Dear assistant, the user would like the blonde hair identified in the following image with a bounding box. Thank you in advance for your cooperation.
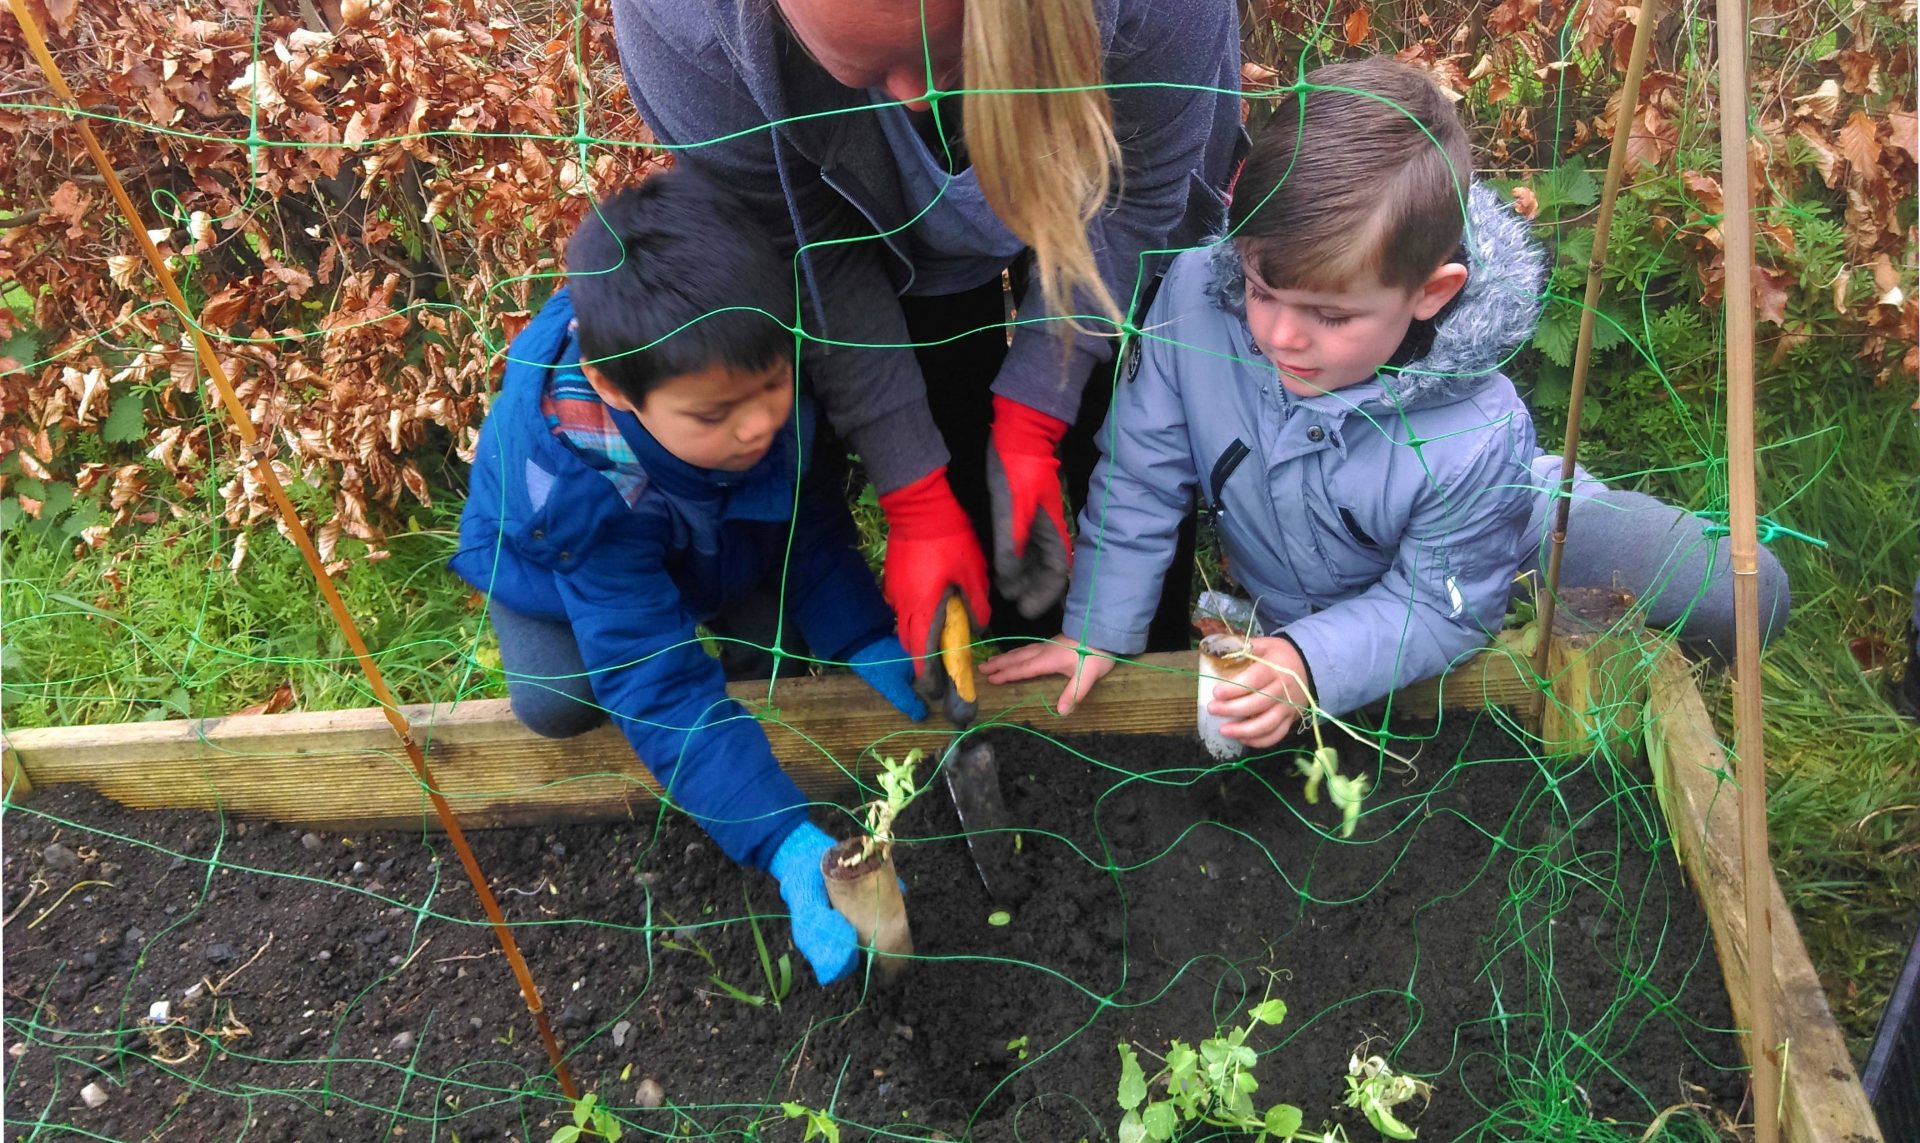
[963,0,1123,334]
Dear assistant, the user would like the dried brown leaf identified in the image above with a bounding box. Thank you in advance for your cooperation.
[1345,6,1371,45]
[1681,171,1723,214]
[1886,109,1917,163]
[1792,79,1843,125]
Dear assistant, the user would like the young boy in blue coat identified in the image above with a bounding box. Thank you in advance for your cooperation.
[451,171,924,985]
[984,59,1542,744]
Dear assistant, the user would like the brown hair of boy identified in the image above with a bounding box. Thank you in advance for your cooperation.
[1229,58,1472,293]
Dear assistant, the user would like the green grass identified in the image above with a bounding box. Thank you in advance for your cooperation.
[1703,382,1920,1056]
[0,504,503,730]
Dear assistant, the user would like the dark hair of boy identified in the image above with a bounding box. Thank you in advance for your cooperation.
[1229,58,1473,294]
[564,168,798,406]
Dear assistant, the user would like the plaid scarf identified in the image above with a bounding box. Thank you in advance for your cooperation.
[541,363,648,507]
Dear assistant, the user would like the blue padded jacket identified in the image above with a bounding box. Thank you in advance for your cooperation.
[451,290,893,869]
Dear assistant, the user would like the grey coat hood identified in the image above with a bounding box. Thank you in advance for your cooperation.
[1202,181,1547,412]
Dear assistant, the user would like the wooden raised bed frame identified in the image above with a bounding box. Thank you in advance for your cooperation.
[0,640,1882,1142]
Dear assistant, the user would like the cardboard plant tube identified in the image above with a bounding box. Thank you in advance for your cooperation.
[822,838,913,977]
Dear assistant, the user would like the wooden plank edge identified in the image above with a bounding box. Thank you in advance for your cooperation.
[1646,651,1882,1143]
[5,646,1532,830]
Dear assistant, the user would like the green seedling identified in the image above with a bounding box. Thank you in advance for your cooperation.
[550,1091,623,1142]
[780,1101,841,1143]
[744,888,794,1010]
[659,910,768,1008]
[1294,745,1369,839]
[655,911,717,969]
[1200,635,1372,837]
[1115,996,1349,1143]
[702,976,768,1008]
[1007,1035,1030,1060]
[846,749,923,867]
[1343,1054,1432,1140]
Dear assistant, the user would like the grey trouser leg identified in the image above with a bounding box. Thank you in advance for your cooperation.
[1522,458,1792,660]
[488,603,606,739]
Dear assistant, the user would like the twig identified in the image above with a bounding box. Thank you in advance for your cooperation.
[205,933,274,996]
[785,1030,812,1095]
[2,879,45,927]
[1852,804,1919,832]
[25,880,113,930]
[390,936,434,976]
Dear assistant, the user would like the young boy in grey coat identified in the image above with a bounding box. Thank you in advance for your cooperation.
[987,57,1795,744]
[984,59,1543,746]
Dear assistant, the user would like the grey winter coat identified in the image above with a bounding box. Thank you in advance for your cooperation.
[1062,184,1547,717]
[610,0,1244,493]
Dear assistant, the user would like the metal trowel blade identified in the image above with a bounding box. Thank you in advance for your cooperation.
[941,740,1030,907]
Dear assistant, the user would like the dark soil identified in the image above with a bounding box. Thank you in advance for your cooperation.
[2,711,1749,1141]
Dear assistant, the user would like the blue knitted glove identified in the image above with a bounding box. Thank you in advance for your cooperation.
[847,634,928,721]
[768,822,858,986]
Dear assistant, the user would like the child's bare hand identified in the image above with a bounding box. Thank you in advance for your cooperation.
[1208,635,1313,749]
[979,634,1116,716]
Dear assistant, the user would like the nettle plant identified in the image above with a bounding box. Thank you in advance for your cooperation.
[1115,1000,1434,1143]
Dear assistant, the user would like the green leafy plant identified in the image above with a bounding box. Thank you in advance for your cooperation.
[550,1091,623,1142]
[845,748,923,868]
[1294,744,1369,839]
[1343,1054,1433,1141]
[1115,997,1342,1143]
[780,1101,841,1143]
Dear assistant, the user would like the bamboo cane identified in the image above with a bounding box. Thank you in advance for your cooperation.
[1531,0,1662,688]
[5,2,580,1102]
[1711,0,1781,1136]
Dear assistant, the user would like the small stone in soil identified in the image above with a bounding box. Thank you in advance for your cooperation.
[315,950,331,962]
[352,862,370,875]
[388,1032,415,1053]
[469,1017,483,1030]
[612,1020,633,1048]
[125,927,145,945]
[80,1082,109,1108]
[636,1078,665,1109]
[41,844,79,870]
[206,943,235,964]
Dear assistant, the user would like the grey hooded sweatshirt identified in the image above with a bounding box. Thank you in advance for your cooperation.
[611,0,1244,493]
[1063,184,1547,717]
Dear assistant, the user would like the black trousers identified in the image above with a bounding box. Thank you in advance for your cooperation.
[898,275,1196,650]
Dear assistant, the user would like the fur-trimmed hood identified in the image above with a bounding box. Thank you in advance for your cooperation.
[1202,181,1546,412]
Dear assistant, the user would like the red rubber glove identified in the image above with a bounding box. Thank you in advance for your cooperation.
[986,394,1073,619]
[877,467,990,679]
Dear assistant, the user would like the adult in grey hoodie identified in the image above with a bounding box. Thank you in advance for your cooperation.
[611,0,1244,661]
